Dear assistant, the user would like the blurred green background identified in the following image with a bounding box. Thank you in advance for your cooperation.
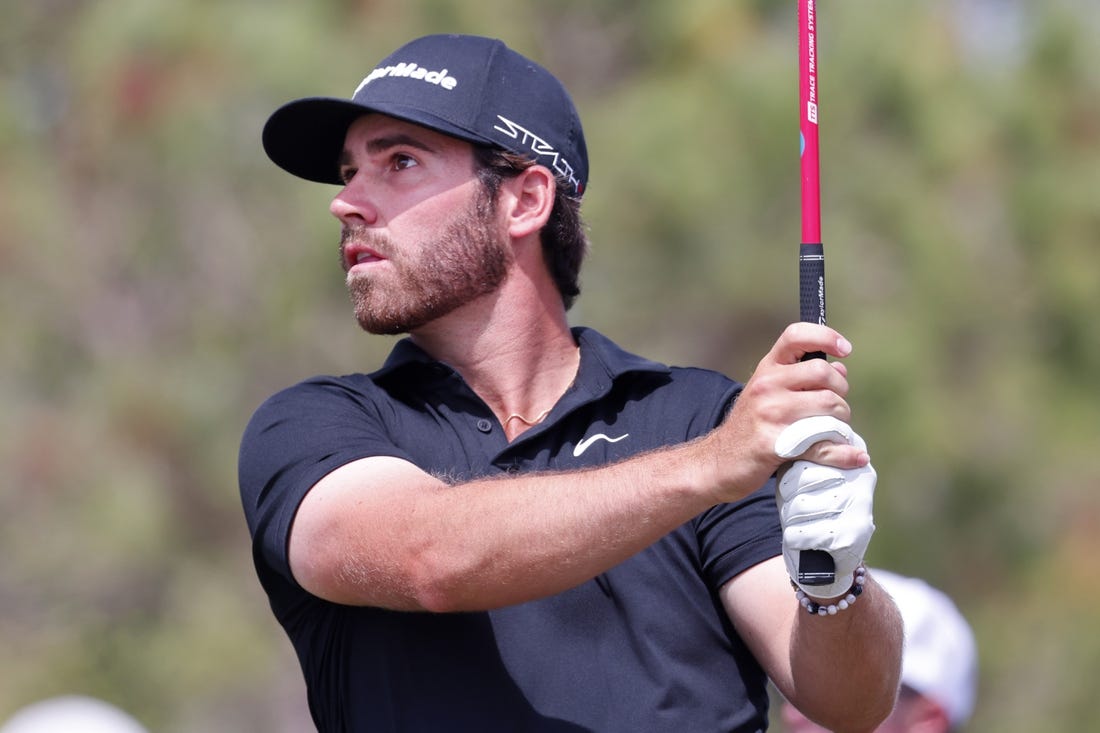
[2,0,1098,730]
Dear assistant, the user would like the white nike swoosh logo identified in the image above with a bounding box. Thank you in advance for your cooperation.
[572,432,630,458]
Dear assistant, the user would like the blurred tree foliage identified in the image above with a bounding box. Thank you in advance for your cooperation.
[1,0,1098,731]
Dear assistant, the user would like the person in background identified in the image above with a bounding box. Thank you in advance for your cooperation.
[240,33,903,731]
[781,569,978,732]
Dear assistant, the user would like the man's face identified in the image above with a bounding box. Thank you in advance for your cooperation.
[332,114,513,335]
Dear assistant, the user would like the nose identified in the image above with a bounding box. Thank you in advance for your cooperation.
[330,178,379,226]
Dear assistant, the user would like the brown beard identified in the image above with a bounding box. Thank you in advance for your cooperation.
[341,186,513,335]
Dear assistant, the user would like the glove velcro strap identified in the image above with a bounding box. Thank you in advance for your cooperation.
[792,564,866,616]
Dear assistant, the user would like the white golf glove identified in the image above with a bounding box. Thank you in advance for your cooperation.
[775,416,877,599]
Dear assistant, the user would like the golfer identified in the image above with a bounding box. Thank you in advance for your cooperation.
[240,33,902,732]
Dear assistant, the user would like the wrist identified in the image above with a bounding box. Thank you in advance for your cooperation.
[699,427,774,506]
[793,564,866,616]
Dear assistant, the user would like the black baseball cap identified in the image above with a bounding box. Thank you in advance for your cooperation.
[262,34,588,196]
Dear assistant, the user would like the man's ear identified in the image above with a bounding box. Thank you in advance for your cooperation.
[501,165,555,239]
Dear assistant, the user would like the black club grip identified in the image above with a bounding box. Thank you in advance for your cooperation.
[796,242,835,586]
[799,242,827,360]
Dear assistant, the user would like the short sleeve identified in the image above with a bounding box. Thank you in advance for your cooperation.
[238,376,413,584]
[695,479,783,590]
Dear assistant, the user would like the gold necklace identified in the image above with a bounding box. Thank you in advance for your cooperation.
[502,406,553,427]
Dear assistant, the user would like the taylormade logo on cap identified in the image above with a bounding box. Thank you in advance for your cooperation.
[355,62,458,94]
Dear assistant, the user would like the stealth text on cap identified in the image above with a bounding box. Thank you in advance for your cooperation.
[494,115,582,194]
[355,63,458,96]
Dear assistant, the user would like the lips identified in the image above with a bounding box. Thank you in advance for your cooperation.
[342,242,386,272]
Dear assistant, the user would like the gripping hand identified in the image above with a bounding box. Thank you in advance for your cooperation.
[775,416,877,599]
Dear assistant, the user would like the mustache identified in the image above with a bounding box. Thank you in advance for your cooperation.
[340,224,388,249]
[339,225,391,271]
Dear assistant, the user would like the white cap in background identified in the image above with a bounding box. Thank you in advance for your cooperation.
[873,568,979,728]
[0,696,148,733]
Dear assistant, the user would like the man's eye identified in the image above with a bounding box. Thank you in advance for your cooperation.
[392,154,418,171]
[339,167,357,184]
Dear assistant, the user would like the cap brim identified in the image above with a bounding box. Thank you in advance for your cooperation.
[262,98,365,184]
[263,97,497,185]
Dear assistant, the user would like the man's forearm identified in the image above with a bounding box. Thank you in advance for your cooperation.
[394,443,717,611]
[290,430,749,612]
[787,574,904,732]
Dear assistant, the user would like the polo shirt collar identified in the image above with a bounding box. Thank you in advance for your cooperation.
[572,326,669,381]
[373,338,440,379]
[371,327,669,387]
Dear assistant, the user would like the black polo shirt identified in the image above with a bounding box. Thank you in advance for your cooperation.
[240,327,782,732]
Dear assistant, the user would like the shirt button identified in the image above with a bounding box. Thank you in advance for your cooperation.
[476,418,493,433]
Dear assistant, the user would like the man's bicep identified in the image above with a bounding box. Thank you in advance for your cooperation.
[288,455,445,608]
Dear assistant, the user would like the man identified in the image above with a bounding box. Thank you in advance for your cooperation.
[780,569,978,732]
[240,34,902,732]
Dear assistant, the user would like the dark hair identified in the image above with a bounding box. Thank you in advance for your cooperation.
[472,146,589,310]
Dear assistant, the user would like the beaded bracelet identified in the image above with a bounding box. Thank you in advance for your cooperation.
[792,564,866,616]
